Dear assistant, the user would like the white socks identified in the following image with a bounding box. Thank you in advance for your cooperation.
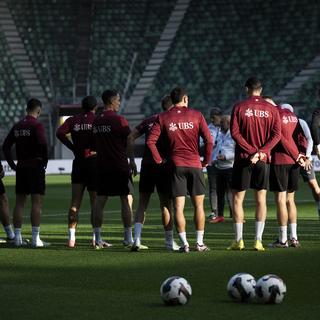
[14,228,22,242]
[196,230,204,245]
[165,230,173,244]
[68,228,76,241]
[289,223,298,240]
[134,223,143,245]
[93,227,101,243]
[234,223,243,242]
[177,231,205,246]
[32,226,40,244]
[4,225,14,239]
[124,227,133,244]
[178,232,188,246]
[255,221,265,241]
[279,226,287,243]
[279,224,297,242]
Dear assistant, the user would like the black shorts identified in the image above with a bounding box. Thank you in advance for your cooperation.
[172,166,205,197]
[97,170,134,196]
[139,163,172,195]
[71,157,97,191]
[269,164,300,192]
[0,179,5,195]
[16,166,45,195]
[231,161,269,191]
[300,165,316,182]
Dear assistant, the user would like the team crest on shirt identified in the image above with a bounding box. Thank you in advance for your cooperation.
[245,108,253,117]
[169,122,178,131]
[74,124,81,132]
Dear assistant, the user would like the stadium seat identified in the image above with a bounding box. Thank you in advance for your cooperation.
[143,0,320,116]
[0,31,28,129]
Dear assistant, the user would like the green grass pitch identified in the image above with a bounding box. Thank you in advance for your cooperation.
[0,174,320,320]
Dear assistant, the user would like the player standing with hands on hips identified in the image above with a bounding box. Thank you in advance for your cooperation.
[147,87,213,252]
[56,96,98,248]
[3,98,49,247]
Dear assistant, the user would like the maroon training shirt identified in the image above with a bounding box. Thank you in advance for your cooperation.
[271,108,303,165]
[147,106,213,168]
[2,115,48,169]
[231,96,281,163]
[93,110,130,172]
[136,114,169,165]
[56,112,96,159]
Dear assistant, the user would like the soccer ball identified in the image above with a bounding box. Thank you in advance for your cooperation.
[160,276,192,305]
[255,274,286,304]
[227,273,256,303]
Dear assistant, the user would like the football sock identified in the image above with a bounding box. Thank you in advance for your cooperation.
[178,232,188,246]
[14,228,22,242]
[4,225,14,239]
[255,221,265,241]
[279,226,287,243]
[289,223,298,240]
[68,228,76,241]
[94,227,102,243]
[196,230,204,246]
[124,227,133,244]
[165,230,174,244]
[234,223,243,242]
[32,226,40,243]
[134,223,142,246]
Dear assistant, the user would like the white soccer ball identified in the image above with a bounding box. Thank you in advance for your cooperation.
[227,273,256,303]
[160,276,192,305]
[255,274,286,304]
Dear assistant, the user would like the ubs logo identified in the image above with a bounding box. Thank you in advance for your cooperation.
[245,108,270,118]
[93,125,111,133]
[169,123,178,132]
[14,129,30,137]
[282,115,298,124]
[74,124,92,132]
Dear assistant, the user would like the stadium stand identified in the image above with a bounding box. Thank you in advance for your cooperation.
[288,72,320,119]
[0,30,28,128]
[142,0,320,117]
[89,0,175,100]
[8,0,77,102]
[0,0,319,147]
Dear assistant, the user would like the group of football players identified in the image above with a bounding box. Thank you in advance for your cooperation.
[1,79,319,252]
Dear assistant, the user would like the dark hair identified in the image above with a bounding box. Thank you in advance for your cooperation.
[27,98,42,111]
[82,95,97,112]
[210,107,222,117]
[101,89,119,105]
[170,87,187,104]
[161,95,172,111]
[245,77,262,91]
